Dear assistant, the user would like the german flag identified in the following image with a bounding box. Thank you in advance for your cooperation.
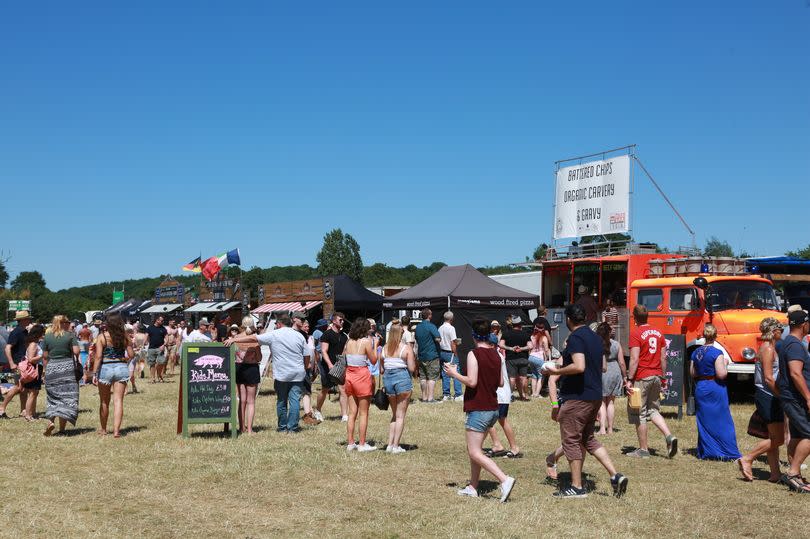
[182,256,202,273]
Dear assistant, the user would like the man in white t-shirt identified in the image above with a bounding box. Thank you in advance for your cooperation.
[401,316,415,351]
[226,314,310,432]
[185,319,213,343]
[438,311,462,401]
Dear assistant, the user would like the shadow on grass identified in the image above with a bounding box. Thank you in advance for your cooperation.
[118,425,146,437]
[188,429,239,439]
[620,445,663,458]
[54,427,96,437]
[258,389,276,396]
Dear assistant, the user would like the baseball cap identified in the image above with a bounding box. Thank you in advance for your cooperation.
[788,310,809,327]
[292,311,307,320]
[511,315,522,325]
[316,318,329,328]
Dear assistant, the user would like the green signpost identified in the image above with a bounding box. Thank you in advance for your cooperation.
[179,342,237,438]
[112,290,125,305]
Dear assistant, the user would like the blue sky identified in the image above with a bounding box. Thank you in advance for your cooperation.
[2,1,808,291]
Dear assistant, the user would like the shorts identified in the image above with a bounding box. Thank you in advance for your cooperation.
[236,363,260,385]
[755,388,784,424]
[165,344,177,357]
[344,366,373,398]
[782,399,810,440]
[319,360,337,389]
[528,355,545,379]
[558,399,603,461]
[384,368,413,396]
[146,348,166,367]
[418,358,440,381]
[628,376,661,425]
[99,362,130,385]
[498,403,509,419]
[506,357,529,378]
[464,409,499,432]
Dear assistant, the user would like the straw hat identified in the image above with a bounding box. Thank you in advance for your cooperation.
[14,310,32,321]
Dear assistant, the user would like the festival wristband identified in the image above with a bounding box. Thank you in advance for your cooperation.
[551,401,559,406]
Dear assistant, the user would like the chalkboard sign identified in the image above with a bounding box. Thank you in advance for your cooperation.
[180,342,237,437]
[662,334,685,418]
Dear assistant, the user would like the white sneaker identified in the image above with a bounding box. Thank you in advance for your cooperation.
[457,485,478,497]
[391,446,407,454]
[357,443,377,452]
[313,410,324,422]
[454,395,464,402]
[346,443,357,451]
[442,396,452,402]
[499,476,516,503]
[385,445,393,453]
[341,415,349,422]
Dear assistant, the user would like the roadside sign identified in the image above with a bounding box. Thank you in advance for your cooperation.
[112,290,125,304]
[7,300,31,312]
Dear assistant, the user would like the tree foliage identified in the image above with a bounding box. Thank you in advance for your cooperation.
[0,259,8,289]
[703,236,734,257]
[316,229,364,283]
[787,245,810,259]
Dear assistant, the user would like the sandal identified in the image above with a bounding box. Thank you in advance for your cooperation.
[737,459,753,482]
[43,423,55,437]
[783,474,810,493]
[504,451,523,459]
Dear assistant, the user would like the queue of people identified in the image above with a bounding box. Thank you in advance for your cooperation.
[4,301,810,501]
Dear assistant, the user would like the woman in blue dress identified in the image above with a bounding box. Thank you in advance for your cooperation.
[690,324,741,460]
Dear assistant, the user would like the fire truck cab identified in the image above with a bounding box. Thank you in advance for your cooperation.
[541,248,786,377]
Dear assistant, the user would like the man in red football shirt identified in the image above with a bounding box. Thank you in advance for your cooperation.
[625,305,678,458]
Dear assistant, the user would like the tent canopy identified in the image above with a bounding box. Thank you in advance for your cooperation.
[253,300,323,314]
[332,275,384,312]
[383,264,539,310]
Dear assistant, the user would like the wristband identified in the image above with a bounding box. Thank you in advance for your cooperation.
[551,401,559,406]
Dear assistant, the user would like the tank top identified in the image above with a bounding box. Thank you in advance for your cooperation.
[101,334,127,363]
[345,338,370,367]
[383,344,408,370]
[754,342,779,395]
[463,347,501,413]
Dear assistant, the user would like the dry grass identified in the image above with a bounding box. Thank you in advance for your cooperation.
[1,376,807,539]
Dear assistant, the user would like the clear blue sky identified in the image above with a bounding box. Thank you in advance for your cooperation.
[2,1,808,291]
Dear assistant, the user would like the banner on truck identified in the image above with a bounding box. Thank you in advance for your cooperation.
[554,154,630,239]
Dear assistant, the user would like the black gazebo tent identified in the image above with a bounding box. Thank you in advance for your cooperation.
[383,264,540,361]
[332,275,384,317]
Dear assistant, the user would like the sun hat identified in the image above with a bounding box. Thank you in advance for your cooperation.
[14,310,32,321]
[490,320,501,327]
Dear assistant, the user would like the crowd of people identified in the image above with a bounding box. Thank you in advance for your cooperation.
[3,299,810,499]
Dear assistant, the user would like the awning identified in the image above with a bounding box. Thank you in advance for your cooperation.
[141,303,184,314]
[252,300,323,314]
[184,301,241,313]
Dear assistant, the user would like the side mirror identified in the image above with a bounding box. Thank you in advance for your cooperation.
[693,277,709,290]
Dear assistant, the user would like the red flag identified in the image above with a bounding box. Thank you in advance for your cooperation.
[201,256,222,281]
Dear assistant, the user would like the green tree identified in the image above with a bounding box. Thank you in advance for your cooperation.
[787,245,810,259]
[703,236,734,257]
[316,229,364,283]
[580,233,631,245]
[531,243,549,261]
[11,271,47,294]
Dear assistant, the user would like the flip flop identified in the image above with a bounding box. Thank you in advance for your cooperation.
[43,423,55,437]
[737,459,753,482]
[490,449,508,458]
[504,451,524,459]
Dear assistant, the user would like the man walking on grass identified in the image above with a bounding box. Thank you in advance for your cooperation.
[317,312,348,421]
[414,308,441,403]
[625,305,677,459]
[542,304,628,498]
[145,315,168,383]
[777,309,810,493]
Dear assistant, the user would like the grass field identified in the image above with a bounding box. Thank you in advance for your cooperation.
[2,374,807,538]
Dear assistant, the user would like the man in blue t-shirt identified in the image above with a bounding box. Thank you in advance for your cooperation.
[777,309,810,491]
[414,308,441,403]
[543,304,627,499]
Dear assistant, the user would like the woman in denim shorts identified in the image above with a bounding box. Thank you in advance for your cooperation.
[381,321,416,454]
[444,318,516,503]
[91,314,133,438]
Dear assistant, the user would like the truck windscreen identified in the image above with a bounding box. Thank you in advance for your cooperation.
[708,281,779,312]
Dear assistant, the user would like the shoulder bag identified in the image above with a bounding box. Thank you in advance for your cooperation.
[17,359,37,384]
[373,374,389,411]
[328,354,347,385]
